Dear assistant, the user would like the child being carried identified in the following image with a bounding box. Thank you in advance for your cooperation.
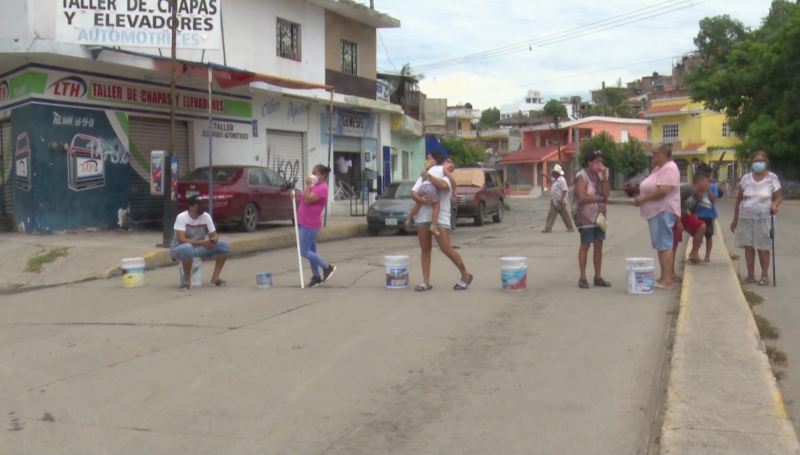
[405,160,452,236]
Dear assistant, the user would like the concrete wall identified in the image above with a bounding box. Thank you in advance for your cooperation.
[390,131,424,182]
[0,0,28,41]
[324,11,376,81]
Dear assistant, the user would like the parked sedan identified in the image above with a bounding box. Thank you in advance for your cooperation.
[178,166,299,232]
[624,173,648,197]
[367,180,457,236]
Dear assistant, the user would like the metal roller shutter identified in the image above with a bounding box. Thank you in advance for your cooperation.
[1,120,12,218]
[128,117,189,221]
[266,130,304,190]
[333,136,361,153]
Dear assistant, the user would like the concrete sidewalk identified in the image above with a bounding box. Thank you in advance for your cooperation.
[0,216,366,293]
[661,225,800,454]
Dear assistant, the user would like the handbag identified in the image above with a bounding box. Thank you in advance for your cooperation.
[596,212,608,232]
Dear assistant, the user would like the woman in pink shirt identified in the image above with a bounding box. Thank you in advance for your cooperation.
[297,164,336,288]
[634,144,681,289]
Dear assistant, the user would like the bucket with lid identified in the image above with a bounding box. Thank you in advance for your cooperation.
[626,257,654,294]
[256,272,273,289]
[121,257,145,288]
[501,256,528,292]
[179,257,203,287]
[385,255,410,289]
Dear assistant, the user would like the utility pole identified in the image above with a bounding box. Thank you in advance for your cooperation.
[160,0,179,247]
[601,81,608,117]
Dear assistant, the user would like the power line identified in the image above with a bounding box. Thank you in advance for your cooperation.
[415,0,707,71]
[377,30,397,73]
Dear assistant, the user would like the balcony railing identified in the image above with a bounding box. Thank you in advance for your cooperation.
[447,108,481,118]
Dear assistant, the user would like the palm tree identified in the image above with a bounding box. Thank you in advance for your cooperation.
[592,78,635,118]
[400,63,424,81]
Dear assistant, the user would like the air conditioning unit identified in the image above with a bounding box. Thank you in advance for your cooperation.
[545,139,555,146]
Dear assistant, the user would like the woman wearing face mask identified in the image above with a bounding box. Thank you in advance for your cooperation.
[635,143,681,289]
[731,151,783,286]
[296,164,336,288]
[575,148,611,289]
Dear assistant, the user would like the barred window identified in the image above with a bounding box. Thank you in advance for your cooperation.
[662,123,679,141]
[722,122,730,138]
[341,40,358,75]
[277,18,301,61]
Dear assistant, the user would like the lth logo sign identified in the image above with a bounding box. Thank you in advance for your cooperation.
[48,76,88,99]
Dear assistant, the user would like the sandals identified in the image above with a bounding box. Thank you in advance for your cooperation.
[742,276,758,285]
[758,277,770,287]
[214,279,227,287]
[453,274,474,291]
[578,279,590,289]
[415,283,434,292]
[180,284,190,291]
[593,277,611,288]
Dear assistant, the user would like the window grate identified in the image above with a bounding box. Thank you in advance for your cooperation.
[722,122,730,138]
[276,18,301,61]
[662,123,679,141]
[341,40,358,75]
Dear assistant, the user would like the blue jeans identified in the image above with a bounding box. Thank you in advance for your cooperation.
[648,211,677,252]
[300,226,328,277]
[171,240,230,261]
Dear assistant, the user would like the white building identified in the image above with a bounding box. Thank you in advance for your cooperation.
[0,0,401,233]
[499,90,577,121]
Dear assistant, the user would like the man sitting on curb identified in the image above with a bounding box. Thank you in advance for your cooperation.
[171,196,230,291]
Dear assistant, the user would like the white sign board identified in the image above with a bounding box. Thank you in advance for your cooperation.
[56,0,222,50]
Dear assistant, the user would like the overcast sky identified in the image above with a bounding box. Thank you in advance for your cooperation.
[374,0,771,110]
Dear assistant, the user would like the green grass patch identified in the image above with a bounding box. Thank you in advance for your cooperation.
[767,346,789,367]
[742,287,765,308]
[774,369,786,382]
[25,248,69,273]
[754,313,781,340]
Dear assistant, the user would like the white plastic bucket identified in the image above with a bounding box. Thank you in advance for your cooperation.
[385,255,410,289]
[626,257,655,294]
[179,257,203,287]
[121,257,145,288]
[256,272,273,289]
[501,256,528,292]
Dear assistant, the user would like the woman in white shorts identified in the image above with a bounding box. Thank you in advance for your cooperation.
[730,151,783,286]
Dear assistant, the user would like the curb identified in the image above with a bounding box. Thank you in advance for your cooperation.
[101,223,367,279]
[660,223,799,454]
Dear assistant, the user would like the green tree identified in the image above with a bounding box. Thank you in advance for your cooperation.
[479,107,501,129]
[589,79,636,118]
[686,1,800,170]
[440,138,487,167]
[580,131,619,171]
[542,99,568,119]
[400,63,424,80]
[617,139,649,180]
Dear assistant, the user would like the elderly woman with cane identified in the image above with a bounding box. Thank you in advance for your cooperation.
[731,151,783,286]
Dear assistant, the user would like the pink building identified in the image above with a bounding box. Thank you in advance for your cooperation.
[500,117,650,193]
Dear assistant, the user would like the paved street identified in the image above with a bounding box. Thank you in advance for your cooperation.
[718,200,800,431]
[1,200,676,454]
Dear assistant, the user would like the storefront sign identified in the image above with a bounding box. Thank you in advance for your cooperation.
[170,156,178,202]
[151,150,164,196]
[56,0,222,50]
[377,81,391,103]
[328,108,374,138]
[68,134,106,191]
[202,122,249,140]
[15,132,31,192]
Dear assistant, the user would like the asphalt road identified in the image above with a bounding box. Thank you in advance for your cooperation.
[718,200,800,432]
[1,199,675,454]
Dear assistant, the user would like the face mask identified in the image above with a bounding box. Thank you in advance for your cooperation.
[752,162,767,173]
[310,175,319,185]
[195,205,205,216]
[592,164,602,174]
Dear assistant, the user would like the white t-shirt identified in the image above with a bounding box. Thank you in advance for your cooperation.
[171,211,216,248]
[739,172,781,219]
[419,165,445,190]
[336,156,352,174]
[551,175,568,203]
[412,175,452,227]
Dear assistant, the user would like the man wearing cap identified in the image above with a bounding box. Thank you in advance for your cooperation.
[542,164,575,233]
[171,196,231,290]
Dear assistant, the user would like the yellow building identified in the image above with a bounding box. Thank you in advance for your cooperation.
[644,97,739,183]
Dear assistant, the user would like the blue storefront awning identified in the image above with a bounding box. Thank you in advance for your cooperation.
[425,135,449,158]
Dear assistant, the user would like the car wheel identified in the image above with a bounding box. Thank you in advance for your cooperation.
[368,229,380,237]
[493,202,504,223]
[239,203,259,232]
[474,203,486,227]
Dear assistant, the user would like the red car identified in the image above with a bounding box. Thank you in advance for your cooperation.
[178,166,300,232]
